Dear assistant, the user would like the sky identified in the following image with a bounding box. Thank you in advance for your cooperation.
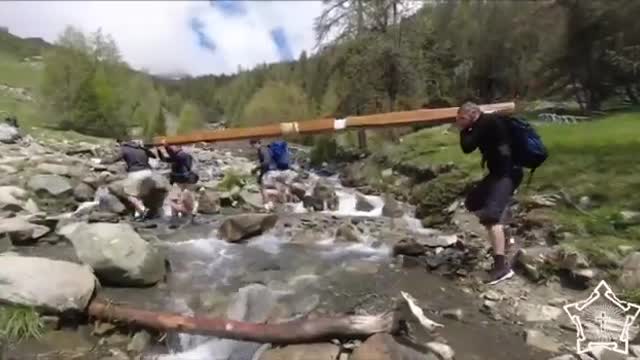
[0,0,326,77]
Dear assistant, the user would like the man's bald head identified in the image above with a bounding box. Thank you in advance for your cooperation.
[456,102,481,130]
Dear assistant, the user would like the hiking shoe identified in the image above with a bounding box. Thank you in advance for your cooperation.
[484,266,515,285]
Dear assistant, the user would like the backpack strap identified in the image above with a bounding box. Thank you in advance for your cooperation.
[525,167,537,187]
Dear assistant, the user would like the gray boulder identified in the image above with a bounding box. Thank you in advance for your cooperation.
[0,123,20,144]
[108,173,169,217]
[28,174,72,197]
[36,163,72,177]
[95,187,126,214]
[335,223,364,243]
[0,186,27,211]
[382,195,403,218]
[218,214,278,242]
[355,193,375,212]
[0,255,97,312]
[73,183,95,202]
[63,222,166,286]
[197,189,221,214]
[0,216,50,245]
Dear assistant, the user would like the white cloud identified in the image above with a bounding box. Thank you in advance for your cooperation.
[0,0,324,76]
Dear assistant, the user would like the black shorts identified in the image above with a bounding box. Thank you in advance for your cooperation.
[465,169,523,226]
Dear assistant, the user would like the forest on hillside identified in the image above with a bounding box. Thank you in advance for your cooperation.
[18,0,640,140]
[165,0,640,127]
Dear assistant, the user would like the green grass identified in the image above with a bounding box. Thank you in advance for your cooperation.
[374,112,640,264]
[0,305,44,343]
[0,51,42,90]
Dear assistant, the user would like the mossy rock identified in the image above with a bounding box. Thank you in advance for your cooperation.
[413,170,470,220]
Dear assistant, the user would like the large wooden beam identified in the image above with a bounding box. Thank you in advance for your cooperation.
[153,102,515,146]
[87,298,397,344]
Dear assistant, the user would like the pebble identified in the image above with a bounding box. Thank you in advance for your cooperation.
[483,290,502,302]
[127,330,152,353]
[441,308,464,321]
[548,298,568,306]
[93,322,117,336]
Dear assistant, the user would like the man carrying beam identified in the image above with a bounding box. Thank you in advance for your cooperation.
[455,102,523,285]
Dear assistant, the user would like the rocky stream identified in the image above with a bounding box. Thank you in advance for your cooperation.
[1,125,640,360]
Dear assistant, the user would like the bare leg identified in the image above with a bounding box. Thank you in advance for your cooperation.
[487,224,505,256]
[127,196,147,215]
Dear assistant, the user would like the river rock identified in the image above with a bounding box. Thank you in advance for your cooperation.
[418,234,458,248]
[0,164,17,174]
[525,329,562,353]
[356,193,375,212]
[95,187,126,214]
[514,246,558,281]
[0,255,96,312]
[351,333,432,360]
[260,343,340,360]
[307,180,339,211]
[198,190,220,215]
[425,342,455,360]
[0,216,50,245]
[218,214,278,242]
[382,195,403,218]
[619,252,640,289]
[619,211,640,226]
[28,174,73,197]
[64,222,166,286]
[290,182,307,201]
[88,211,120,223]
[392,237,425,256]
[0,123,20,143]
[36,163,72,177]
[335,223,363,243]
[0,185,27,211]
[73,183,95,202]
[240,189,264,209]
[127,330,152,353]
[517,303,563,322]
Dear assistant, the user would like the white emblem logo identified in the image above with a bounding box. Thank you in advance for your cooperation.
[564,280,640,355]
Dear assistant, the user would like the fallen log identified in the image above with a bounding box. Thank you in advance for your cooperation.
[87,298,397,344]
[152,102,515,146]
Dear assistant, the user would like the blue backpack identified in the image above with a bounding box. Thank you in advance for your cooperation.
[268,140,290,170]
[509,117,548,184]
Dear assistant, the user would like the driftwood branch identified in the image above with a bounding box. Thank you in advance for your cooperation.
[87,298,397,344]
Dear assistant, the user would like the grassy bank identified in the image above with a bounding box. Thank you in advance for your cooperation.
[368,112,640,264]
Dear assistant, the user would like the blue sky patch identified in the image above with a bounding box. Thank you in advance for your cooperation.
[270,27,293,61]
[190,17,216,53]
[210,0,247,17]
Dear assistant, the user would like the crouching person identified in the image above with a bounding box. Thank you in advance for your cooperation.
[102,138,157,221]
[250,139,296,211]
[158,140,199,224]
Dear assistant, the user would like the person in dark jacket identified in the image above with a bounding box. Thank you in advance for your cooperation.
[102,139,157,220]
[157,141,199,222]
[456,102,523,285]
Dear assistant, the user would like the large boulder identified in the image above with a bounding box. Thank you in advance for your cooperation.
[0,123,20,144]
[95,187,126,214]
[218,214,278,242]
[0,255,97,312]
[63,222,166,286]
[0,216,50,245]
[28,174,73,197]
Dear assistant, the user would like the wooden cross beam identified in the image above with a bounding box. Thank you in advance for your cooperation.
[152,102,515,146]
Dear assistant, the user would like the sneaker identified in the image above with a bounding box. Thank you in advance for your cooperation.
[484,266,515,285]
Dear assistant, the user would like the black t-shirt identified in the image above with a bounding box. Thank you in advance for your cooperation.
[459,112,518,178]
